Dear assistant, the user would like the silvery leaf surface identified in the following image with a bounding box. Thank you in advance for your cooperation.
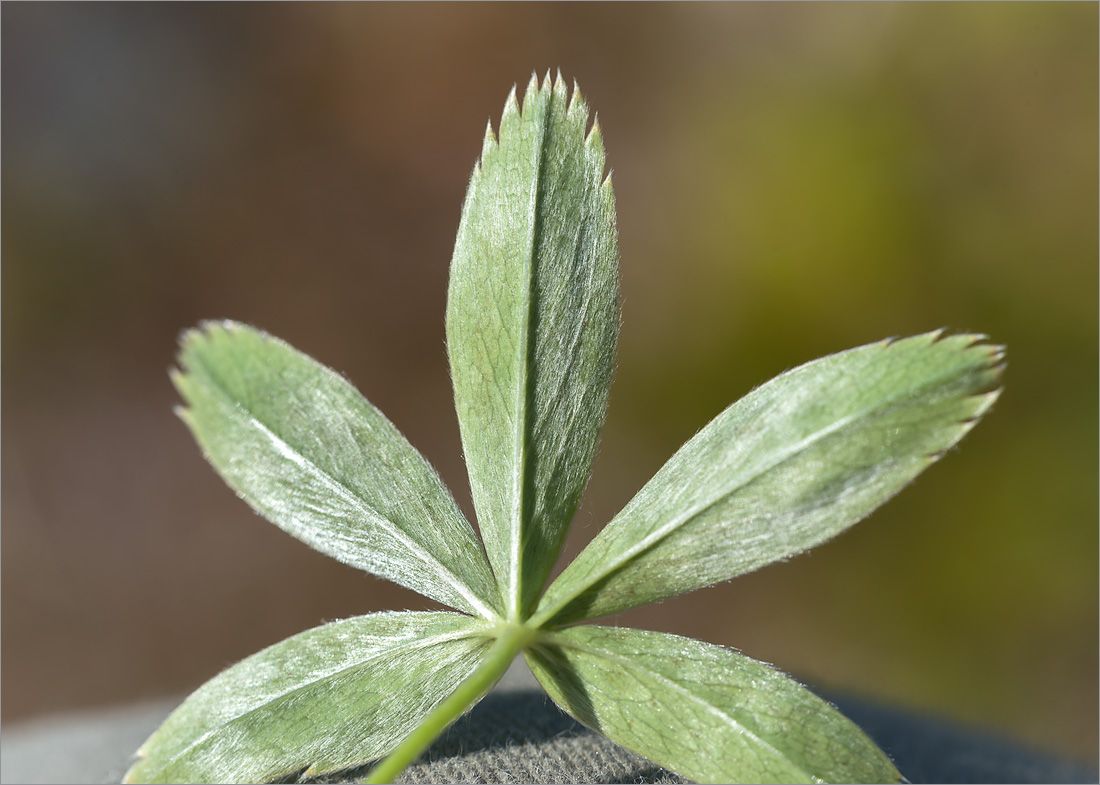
[446,72,618,618]
[173,321,501,618]
[527,625,902,784]
[534,331,1004,626]
[125,611,492,784]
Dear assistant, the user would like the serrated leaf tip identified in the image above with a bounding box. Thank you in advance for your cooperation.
[586,115,602,144]
[503,83,520,119]
[569,87,588,120]
[523,73,540,108]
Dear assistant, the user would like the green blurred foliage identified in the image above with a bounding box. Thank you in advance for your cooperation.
[606,3,1097,763]
[3,1,1095,768]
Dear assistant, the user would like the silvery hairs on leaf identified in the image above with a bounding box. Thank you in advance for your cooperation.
[129,70,1002,785]
[125,613,491,784]
[171,321,501,619]
[447,72,618,621]
[531,331,1003,627]
[528,625,900,784]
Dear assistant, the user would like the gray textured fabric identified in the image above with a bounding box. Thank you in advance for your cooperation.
[1,698,180,785]
[2,661,1095,784]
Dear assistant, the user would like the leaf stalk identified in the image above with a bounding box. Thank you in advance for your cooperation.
[363,623,534,784]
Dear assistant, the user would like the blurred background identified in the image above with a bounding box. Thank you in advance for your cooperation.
[3,2,1096,770]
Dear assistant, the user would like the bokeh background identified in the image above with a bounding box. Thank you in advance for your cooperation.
[4,2,1096,770]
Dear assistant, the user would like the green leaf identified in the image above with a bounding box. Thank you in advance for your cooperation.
[122,611,492,782]
[125,612,492,784]
[172,321,501,618]
[446,72,618,619]
[534,331,1004,626]
[527,625,902,784]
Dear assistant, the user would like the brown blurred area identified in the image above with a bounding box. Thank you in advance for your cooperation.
[3,2,1096,769]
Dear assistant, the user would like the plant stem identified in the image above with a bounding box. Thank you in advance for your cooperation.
[363,623,533,784]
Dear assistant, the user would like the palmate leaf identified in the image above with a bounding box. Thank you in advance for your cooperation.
[527,625,902,784]
[125,612,492,784]
[172,321,501,619]
[533,331,1004,626]
[446,72,618,619]
[146,73,1006,785]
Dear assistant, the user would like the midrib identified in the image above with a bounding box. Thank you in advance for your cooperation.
[507,98,551,621]
[202,374,495,620]
[535,360,962,625]
[150,625,486,777]
[542,632,815,782]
